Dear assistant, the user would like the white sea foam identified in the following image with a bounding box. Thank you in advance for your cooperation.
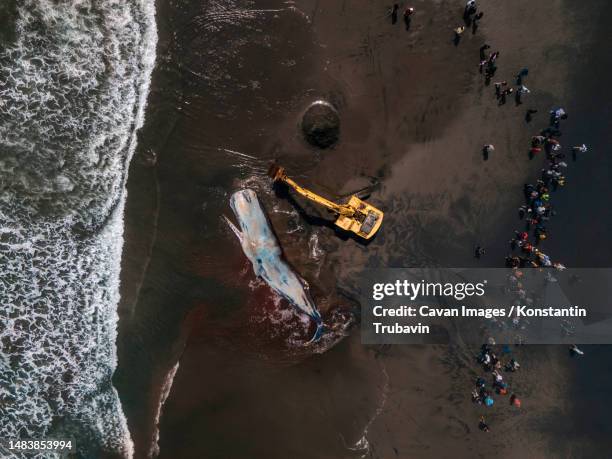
[0,1,156,457]
[149,362,179,458]
[345,361,389,457]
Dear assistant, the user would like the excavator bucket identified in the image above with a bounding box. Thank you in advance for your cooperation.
[268,164,286,182]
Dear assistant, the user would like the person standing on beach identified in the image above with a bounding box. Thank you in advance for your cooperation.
[482,144,494,160]
[544,138,561,157]
[479,416,490,432]
[550,107,568,125]
[480,43,491,60]
[499,88,512,105]
[572,144,588,153]
[454,26,466,45]
[485,51,499,78]
[390,4,399,24]
[472,12,484,33]
[506,358,520,372]
[465,0,477,19]
[485,62,497,80]
[515,85,530,105]
[494,81,507,98]
[570,344,584,356]
[404,7,414,30]
[479,59,487,73]
[510,394,521,407]
[516,67,529,85]
[572,143,588,161]
[525,108,538,123]
[530,145,542,158]
[519,205,531,219]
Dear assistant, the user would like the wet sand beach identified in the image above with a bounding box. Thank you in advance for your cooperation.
[115,0,612,457]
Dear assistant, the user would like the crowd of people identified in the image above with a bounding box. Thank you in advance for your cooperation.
[472,298,525,431]
[504,109,583,271]
[388,0,590,436]
[460,0,589,434]
[473,345,521,405]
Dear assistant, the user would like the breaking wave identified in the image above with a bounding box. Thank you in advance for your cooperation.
[0,0,156,457]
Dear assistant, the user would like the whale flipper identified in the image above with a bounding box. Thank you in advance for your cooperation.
[223,215,244,244]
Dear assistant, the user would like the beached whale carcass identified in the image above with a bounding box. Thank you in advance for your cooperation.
[225,189,323,342]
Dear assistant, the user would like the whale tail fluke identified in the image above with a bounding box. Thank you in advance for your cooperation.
[307,320,325,344]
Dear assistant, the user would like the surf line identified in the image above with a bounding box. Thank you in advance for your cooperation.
[342,359,390,458]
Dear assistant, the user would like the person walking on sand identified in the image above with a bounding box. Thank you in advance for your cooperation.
[530,145,542,158]
[544,137,559,152]
[403,7,415,29]
[454,26,466,45]
[550,107,568,125]
[516,67,529,85]
[479,416,490,432]
[572,143,588,161]
[515,85,530,105]
[472,11,484,33]
[506,358,520,372]
[464,0,477,19]
[518,205,532,219]
[509,237,518,250]
[485,61,497,80]
[570,344,584,356]
[390,3,399,24]
[479,43,491,60]
[516,230,529,241]
[499,87,512,105]
[494,81,507,98]
[525,108,538,123]
[479,59,488,73]
[482,144,494,160]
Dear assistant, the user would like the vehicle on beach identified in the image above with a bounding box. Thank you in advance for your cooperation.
[269,165,384,240]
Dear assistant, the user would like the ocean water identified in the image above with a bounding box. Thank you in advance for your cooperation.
[0,1,156,457]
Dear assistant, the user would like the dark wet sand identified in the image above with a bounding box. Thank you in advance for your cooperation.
[115,0,612,458]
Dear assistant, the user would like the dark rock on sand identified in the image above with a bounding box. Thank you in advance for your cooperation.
[301,101,340,148]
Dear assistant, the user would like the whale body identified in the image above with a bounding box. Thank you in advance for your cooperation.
[225,189,323,342]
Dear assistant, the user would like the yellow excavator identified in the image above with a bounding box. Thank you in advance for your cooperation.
[268,165,383,240]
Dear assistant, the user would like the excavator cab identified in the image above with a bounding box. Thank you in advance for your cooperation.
[269,165,383,240]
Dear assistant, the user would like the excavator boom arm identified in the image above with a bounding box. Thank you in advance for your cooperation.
[282,177,352,216]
